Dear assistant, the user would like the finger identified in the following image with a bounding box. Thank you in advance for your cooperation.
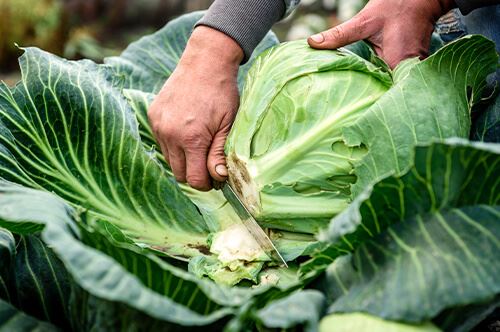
[185,147,211,191]
[158,141,170,166]
[168,145,187,183]
[207,130,229,182]
[308,14,370,50]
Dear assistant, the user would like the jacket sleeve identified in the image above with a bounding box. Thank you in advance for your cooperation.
[196,0,300,63]
[455,0,500,14]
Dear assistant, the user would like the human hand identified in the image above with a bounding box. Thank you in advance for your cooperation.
[148,26,243,191]
[308,0,456,68]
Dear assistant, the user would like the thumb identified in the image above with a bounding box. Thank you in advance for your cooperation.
[207,130,229,182]
[308,14,369,50]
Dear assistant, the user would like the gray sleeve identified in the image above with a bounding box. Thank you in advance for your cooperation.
[455,0,500,14]
[195,0,286,63]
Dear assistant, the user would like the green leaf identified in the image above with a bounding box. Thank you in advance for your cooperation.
[472,93,499,143]
[189,256,265,286]
[433,296,500,332]
[105,11,279,93]
[122,89,157,150]
[255,290,325,332]
[318,140,500,322]
[0,180,298,329]
[2,235,71,329]
[320,139,499,247]
[319,313,440,332]
[0,181,75,235]
[0,229,14,270]
[0,229,14,303]
[328,206,499,321]
[0,299,59,332]
[0,46,210,259]
[0,180,237,327]
[345,35,498,196]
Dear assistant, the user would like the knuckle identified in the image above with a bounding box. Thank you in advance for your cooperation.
[327,27,346,42]
[353,17,366,36]
[187,175,209,191]
[154,122,175,139]
[183,132,207,148]
[175,174,186,183]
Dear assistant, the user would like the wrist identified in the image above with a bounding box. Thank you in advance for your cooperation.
[181,26,244,71]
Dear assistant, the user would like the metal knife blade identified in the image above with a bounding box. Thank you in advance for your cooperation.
[222,183,288,267]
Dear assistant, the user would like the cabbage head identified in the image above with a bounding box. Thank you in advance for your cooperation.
[225,37,496,233]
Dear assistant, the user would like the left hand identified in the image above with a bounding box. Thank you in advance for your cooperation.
[307,0,456,69]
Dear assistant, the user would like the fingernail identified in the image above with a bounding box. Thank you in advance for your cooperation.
[310,33,324,43]
[215,164,228,177]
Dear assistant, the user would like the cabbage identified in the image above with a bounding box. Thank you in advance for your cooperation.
[0,11,499,331]
[226,37,496,232]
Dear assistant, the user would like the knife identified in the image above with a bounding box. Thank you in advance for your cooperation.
[222,182,288,267]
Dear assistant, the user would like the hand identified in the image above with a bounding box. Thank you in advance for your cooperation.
[308,0,456,68]
[148,26,243,191]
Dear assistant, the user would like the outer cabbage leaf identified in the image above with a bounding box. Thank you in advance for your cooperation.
[319,313,440,332]
[0,180,241,328]
[0,299,60,332]
[317,140,500,322]
[225,35,498,232]
[0,229,14,272]
[0,47,210,259]
[0,235,71,330]
[472,93,499,143]
[0,229,14,303]
[189,256,265,286]
[0,180,308,330]
[104,11,279,93]
[344,35,498,196]
[255,290,325,332]
[433,297,500,332]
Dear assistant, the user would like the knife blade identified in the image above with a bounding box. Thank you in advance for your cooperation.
[222,183,288,267]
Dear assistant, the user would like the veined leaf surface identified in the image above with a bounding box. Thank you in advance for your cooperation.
[0,235,71,329]
[0,299,60,332]
[0,47,210,258]
[0,180,240,328]
[319,140,500,321]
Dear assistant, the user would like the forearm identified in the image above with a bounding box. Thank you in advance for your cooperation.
[455,0,500,14]
[196,0,286,63]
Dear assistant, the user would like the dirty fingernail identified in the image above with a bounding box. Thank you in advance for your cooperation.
[310,33,324,43]
[215,164,228,177]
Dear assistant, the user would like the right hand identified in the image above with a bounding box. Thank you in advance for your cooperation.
[148,26,244,191]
